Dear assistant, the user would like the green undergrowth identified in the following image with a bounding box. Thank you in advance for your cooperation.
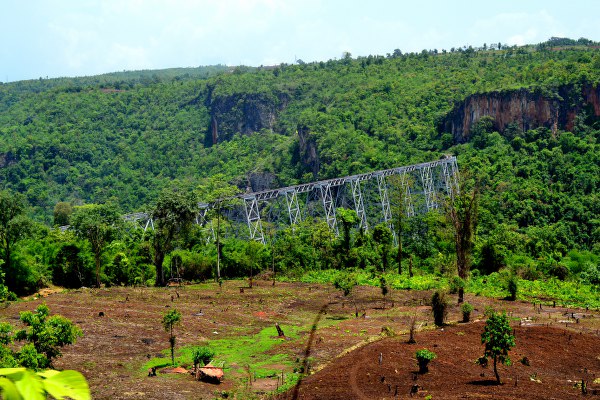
[468,273,600,309]
[289,268,443,290]
[291,268,600,309]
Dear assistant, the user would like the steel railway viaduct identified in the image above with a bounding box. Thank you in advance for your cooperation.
[123,156,459,244]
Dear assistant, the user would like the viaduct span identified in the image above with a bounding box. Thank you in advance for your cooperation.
[123,156,459,244]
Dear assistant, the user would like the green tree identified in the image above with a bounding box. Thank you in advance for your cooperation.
[0,190,32,285]
[71,203,122,287]
[13,304,82,369]
[151,188,198,286]
[373,223,393,272]
[446,177,478,303]
[336,208,358,268]
[196,174,241,280]
[480,310,515,384]
[162,309,182,366]
[53,202,73,227]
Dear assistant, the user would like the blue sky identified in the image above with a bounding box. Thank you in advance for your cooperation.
[2,0,600,82]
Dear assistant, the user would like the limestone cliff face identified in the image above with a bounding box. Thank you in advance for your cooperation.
[440,84,600,142]
[206,88,290,144]
[297,125,320,179]
[583,84,600,117]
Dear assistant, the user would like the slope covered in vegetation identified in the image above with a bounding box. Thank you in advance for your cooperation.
[0,38,598,295]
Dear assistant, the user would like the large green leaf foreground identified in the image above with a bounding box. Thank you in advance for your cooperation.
[0,368,90,400]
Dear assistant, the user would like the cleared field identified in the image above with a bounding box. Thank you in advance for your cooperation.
[1,280,599,399]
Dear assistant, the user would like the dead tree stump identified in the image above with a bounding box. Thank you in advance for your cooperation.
[275,323,285,337]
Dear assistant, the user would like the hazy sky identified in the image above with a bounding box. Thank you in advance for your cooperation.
[2,0,600,82]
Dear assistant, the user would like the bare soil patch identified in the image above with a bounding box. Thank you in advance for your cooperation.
[0,281,597,399]
[276,323,600,399]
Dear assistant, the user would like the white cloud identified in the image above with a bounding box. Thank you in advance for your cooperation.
[469,9,566,47]
[4,0,600,81]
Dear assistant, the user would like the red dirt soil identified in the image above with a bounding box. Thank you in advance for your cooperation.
[1,282,599,399]
[276,322,600,399]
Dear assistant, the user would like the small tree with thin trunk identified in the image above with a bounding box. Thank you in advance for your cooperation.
[0,190,32,286]
[162,309,182,366]
[334,272,358,316]
[445,175,478,304]
[379,275,389,309]
[480,310,515,384]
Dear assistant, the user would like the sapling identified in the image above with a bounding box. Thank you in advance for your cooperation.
[162,309,182,366]
[449,276,465,295]
[461,302,474,322]
[379,276,389,309]
[480,310,515,384]
[334,272,359,316]
[415,349,436,373]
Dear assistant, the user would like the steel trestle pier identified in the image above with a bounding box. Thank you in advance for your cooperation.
[121,156,459,244]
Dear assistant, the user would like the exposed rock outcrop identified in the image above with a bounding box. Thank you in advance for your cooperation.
[440,84,600,142]
[246,172,277,192]
[206,88,290,145]
[0,151,17,168]
[297,125,320,179]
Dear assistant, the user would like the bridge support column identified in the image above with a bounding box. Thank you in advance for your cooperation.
[243,196,265,243]
[195,205,215,243]
[420,165,437,211]
[284,189,302,227]
[442,157,460,198]
[318,183,338,234]
[350,178,368,231]
[376,173,396,245]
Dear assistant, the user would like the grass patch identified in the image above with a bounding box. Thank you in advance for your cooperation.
[294,269,443,291]
[468,273,600,308]
[289,268,600,309]
[144,323,309,392]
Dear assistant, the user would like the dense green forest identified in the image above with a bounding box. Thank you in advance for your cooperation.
[0,38,598,297]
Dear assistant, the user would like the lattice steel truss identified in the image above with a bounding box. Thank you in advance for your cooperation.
[118,156,460,243]
[122,212,154,231]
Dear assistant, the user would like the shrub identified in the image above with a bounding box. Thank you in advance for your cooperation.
[415,349,437,373]
[333,272,357,297]
[506,274,518,301]
[580,263,600,285]
[449,276,465,294]
[461,302,474,322]
[191,346,215,368]
[12,304,82,369]
[431,290,449,326]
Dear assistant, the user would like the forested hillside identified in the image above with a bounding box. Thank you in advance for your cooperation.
[0,38,598,295]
